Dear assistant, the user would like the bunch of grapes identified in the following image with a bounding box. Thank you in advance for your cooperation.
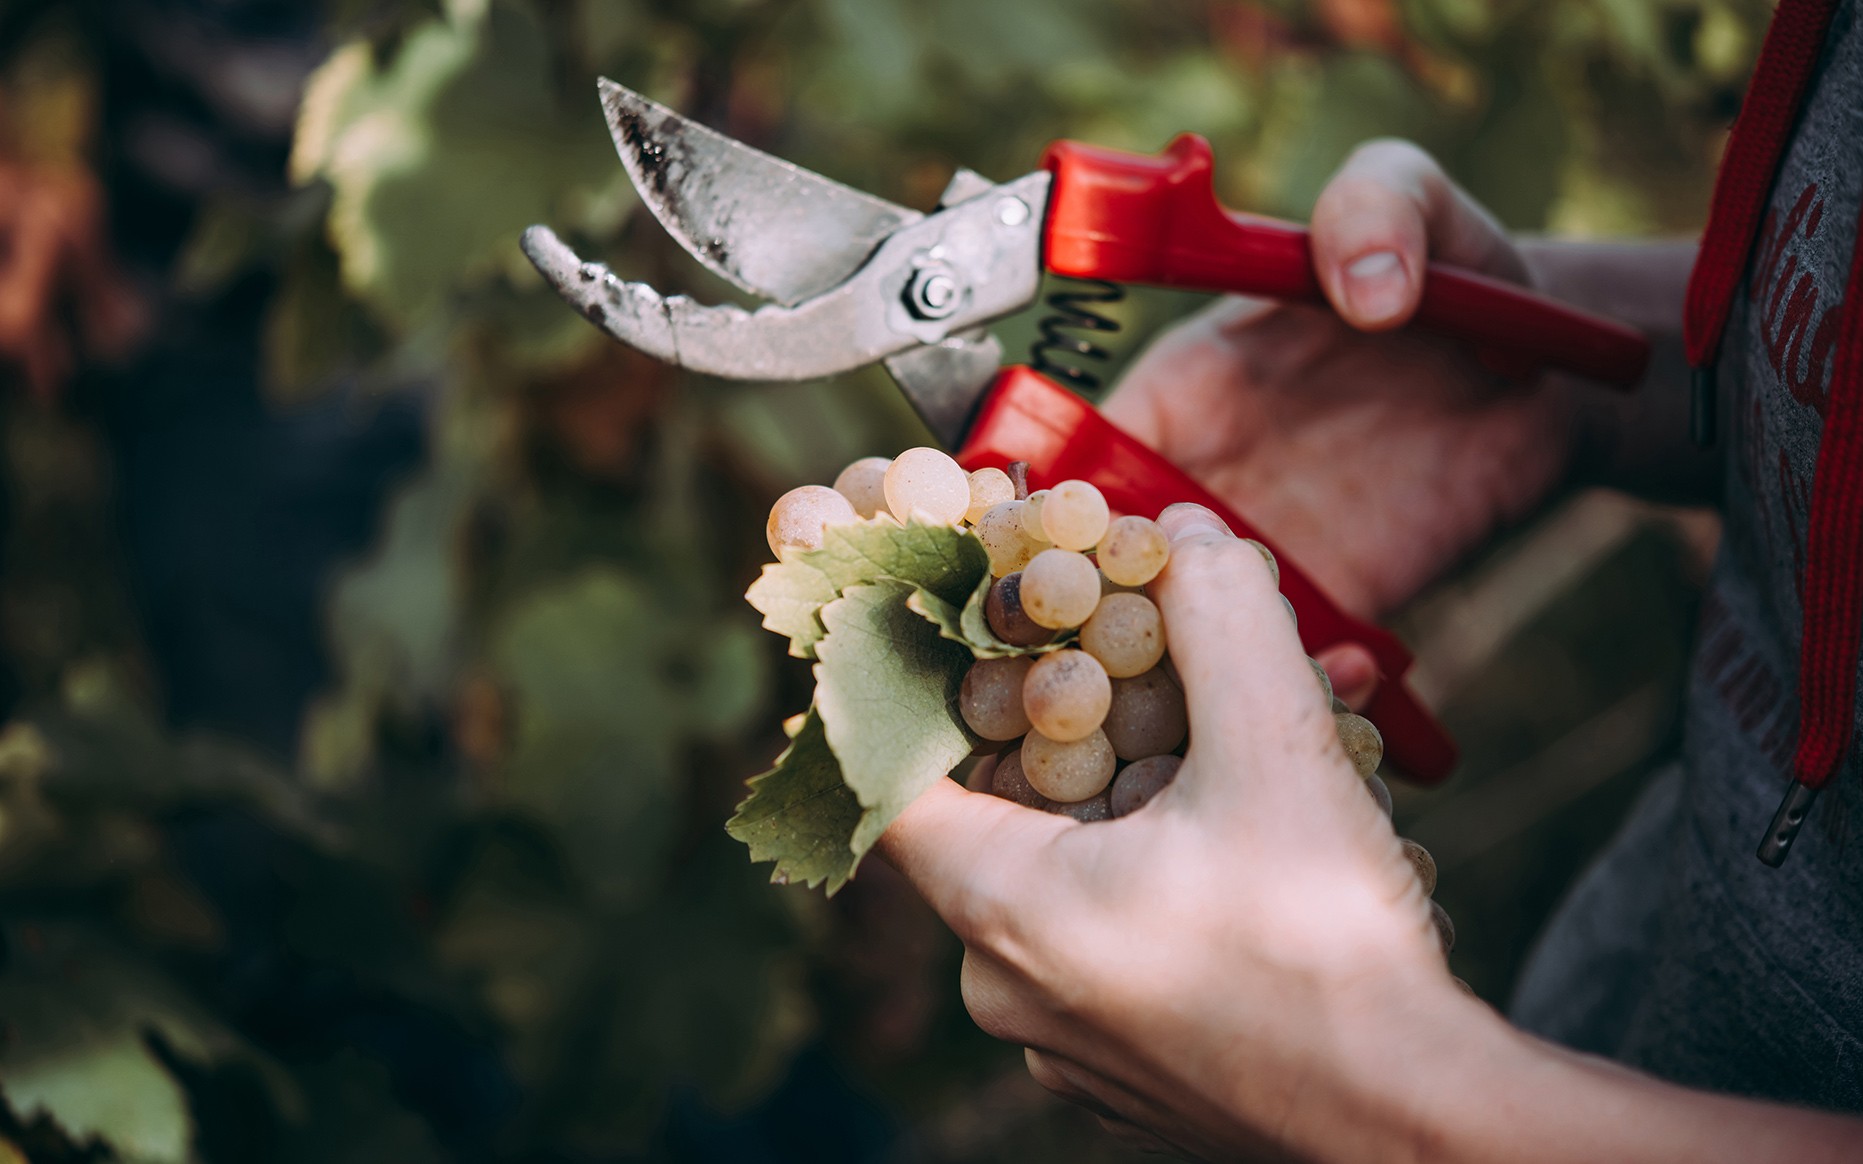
[766,447,1454,959]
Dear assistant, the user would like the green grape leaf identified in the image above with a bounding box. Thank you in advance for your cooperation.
[743,560,838,660]
[956,569,1006,653]
[814,580,975,858]
[726,708,864,893]
[744,517,989,658]
[906,569,1071,659]
[904,583,972,651]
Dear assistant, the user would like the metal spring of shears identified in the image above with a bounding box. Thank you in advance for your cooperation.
[1029,279,1125,391]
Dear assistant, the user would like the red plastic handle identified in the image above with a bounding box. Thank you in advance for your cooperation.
[1040,135,1651,388]
[958,366,1459,785]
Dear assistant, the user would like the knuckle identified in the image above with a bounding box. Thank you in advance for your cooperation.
[1347,136,1436,175]
[1312,179,1424,252]
[1164,535,1270,595]
[1311,170,1390,222]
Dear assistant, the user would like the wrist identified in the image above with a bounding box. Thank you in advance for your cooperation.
[1236,952,1514,1164]
[1317,973,1523,1164]
[1317,980,1863,1164]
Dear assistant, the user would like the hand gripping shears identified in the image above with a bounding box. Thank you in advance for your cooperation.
[522,80,1652,785]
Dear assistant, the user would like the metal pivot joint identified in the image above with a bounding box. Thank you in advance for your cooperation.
[904,263,963,321]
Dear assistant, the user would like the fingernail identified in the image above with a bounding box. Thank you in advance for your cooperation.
[1342,251,1409,325]
[1158,502,1233,543]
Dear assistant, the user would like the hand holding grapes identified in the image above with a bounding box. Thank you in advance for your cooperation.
[878,503,1472,1161]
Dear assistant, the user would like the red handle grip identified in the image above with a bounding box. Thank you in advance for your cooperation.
[958,366,1458,785]
[1040,135,1650,388]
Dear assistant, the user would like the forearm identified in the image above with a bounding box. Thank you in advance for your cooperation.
[1320,987,1863,1164]
[1518,238,1720,507]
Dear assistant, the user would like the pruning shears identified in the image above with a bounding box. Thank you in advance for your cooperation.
[522,80,1652,785]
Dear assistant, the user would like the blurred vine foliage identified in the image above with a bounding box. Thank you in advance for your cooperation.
[0,0,1770,1160]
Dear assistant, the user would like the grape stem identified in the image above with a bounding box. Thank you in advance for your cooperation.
[1007,461,1031,501]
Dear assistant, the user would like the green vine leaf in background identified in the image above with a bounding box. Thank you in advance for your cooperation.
[289,0,627,329]
[814,580,976,860]
[726,709,863,893]
[0,928,283,1164]
[488,570,697,898]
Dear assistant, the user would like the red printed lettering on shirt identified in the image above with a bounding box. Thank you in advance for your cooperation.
[1748,181,1843,417]
[1696,591,1796,772]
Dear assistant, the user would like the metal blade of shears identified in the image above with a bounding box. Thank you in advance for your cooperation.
[519,169,1048,387]
[599,79,921,307]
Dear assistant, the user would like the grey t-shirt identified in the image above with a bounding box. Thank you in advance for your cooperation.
[1511,0,1863,1109]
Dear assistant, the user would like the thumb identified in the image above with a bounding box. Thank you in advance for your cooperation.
[1308,139,1525,331]
[1146,504,1350,820]
[875,778,1065,942]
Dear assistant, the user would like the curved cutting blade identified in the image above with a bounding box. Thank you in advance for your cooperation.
[600,79,920,307]
[522,224,887,379]
[520,169,1049,389]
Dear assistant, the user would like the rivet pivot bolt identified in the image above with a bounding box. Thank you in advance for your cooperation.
[906,266,962,320]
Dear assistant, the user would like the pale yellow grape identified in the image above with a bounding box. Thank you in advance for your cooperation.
[832,456,892,518]
[1401,838,1438,895]
[1110,754,1182,817]
[959,656,1035,741]
[1022,649,1111,742]
[1039,479,1110,551]
[1079,592,1165,678]
[766,485,857,556]
[1020,549,1100,629]
[1021,490,1050,539]
[965,467,1016,524]
[974,502,1042,577]
[1334,711,1384,777]
[883,447,970,524]
[1097,515,1169,586]
[1102,668,1187,760]
[1245,538,1280,586]
[1022,728,1116,802]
